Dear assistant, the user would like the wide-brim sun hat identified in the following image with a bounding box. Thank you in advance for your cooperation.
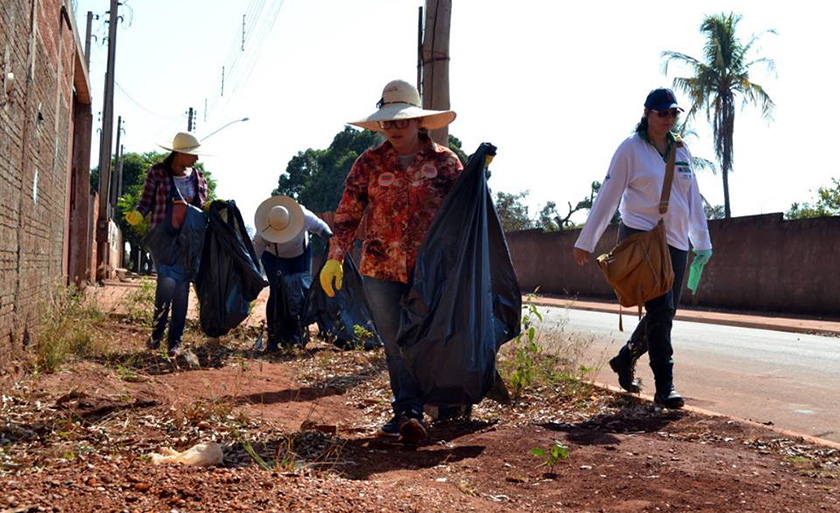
[254,195,305,244]
[158,131,204,156]
[349,79,456,132]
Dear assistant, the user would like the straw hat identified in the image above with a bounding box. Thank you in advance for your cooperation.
[254,195,305,244]
[349,80,456,131]
[159,132,203,155]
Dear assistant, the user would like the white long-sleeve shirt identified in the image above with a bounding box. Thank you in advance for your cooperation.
[252,206,332,259]
[575,133,712,253]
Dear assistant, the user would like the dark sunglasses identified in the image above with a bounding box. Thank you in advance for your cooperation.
[653,109,680,119]
[378,119,411,130]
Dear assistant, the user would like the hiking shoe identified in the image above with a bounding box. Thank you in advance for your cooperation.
[377,414,400,438]
[398,410,427,445]
[146,337,161,351]
[654,389,685,409]
[609,355,641,393]
[167,340,183,357]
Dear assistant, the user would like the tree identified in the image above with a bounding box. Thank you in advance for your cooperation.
[274,127,471,214]
[494,191,533,232]
[663,12,775,218]
[786,178,840,219]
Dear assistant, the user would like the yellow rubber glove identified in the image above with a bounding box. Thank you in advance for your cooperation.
[319,259,344,298]
[202,199,223,213]
[125,210,143,226]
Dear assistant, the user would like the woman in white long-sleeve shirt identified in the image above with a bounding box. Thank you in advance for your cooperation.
[572,88,713,409]
[252,196,332,351]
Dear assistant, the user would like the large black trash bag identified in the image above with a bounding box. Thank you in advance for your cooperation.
[306,241,383,350]
[195,201,268,337]
[397,143,521,406]
[142,205,206,283]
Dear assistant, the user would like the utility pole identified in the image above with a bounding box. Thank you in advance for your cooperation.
[110,116,122,207]
[416,6,423,94]
[116,144,125,199]
[187,107,194,131]
[84,11,93,67]
[420,0,452,146]
[95,0,120,281]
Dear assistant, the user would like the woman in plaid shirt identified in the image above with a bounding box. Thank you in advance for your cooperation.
[126,132,208,356]
[320,80,462,445]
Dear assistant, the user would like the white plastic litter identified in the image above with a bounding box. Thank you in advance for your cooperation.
[149,442,223,466]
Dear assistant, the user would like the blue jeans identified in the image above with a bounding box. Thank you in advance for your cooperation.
[152,273,190,344]
[615,223,689,392]
[261,246,311,344]
[364,277,423,416]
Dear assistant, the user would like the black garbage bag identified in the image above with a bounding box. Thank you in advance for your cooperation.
[397,143,521,406]
[195,200,268,337]
[273,272,312,347]
[141,204,207,283]
[306,242,383,351]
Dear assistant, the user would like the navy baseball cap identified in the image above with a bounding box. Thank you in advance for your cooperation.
[644,88,684,111]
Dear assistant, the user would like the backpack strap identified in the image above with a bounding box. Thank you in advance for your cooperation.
[659,138,683,214]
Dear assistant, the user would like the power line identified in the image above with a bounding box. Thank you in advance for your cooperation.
[115,81,182,120]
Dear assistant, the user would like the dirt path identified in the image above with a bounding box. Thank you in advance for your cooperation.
[2,316,839,512]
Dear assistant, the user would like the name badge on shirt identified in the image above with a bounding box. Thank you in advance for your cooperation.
[420,164,438,179]
[378,172,396,187]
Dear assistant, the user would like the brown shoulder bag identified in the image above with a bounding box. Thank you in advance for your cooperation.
[596,139,681,326]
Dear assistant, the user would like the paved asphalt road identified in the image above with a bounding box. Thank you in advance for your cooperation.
[538,306,840,443]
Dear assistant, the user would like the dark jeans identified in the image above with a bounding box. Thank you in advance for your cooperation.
[262,246,311,344]
[364,276,424,416]
[614,223,688,392]
[152,274,191,344]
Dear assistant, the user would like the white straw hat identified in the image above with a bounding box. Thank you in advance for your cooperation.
[349,79,456,131]
[158,132,203,155]
[254,196,305,244]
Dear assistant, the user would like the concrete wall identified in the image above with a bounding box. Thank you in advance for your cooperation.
[0,0,92,349]
[506,213,840,317]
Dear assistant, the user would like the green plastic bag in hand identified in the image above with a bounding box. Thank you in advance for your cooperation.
[687,248,713,294]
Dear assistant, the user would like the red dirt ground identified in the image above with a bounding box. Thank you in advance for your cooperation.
[1,314,838,513]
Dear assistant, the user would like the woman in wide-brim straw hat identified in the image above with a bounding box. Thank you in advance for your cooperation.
[572,88,713,410]
[125,132,209,357]
[251,195,332,352]
[319,79,463,444]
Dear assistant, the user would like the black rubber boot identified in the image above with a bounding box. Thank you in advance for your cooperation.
[654,385,685,409]
[609,354,641,393]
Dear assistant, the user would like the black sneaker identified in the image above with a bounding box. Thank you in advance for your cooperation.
[146,337,161,351]
[654,389,685,409]
[609,355,641,393]
[377,414,400,438]
[398,410,427,445]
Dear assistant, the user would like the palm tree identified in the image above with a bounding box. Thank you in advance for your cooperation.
[662,12,775,218]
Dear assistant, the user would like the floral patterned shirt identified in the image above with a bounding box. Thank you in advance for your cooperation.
[328,138,464,283]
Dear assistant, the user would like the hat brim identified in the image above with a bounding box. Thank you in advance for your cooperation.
[254,195,305,244]
[648,103,685,112]
[158,144,205,156]
[349,104,457,131]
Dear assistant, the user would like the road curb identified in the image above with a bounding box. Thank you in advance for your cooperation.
[592,380,840,451]
[528,298,840,337]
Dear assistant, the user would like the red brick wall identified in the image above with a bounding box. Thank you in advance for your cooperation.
[0,0,85,349]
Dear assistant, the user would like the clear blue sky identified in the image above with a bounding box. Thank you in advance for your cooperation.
[74,0,840,231]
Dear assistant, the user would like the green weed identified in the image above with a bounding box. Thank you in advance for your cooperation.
[32,285,106,373]
[531,441,570,470]
[124,278,156,324]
